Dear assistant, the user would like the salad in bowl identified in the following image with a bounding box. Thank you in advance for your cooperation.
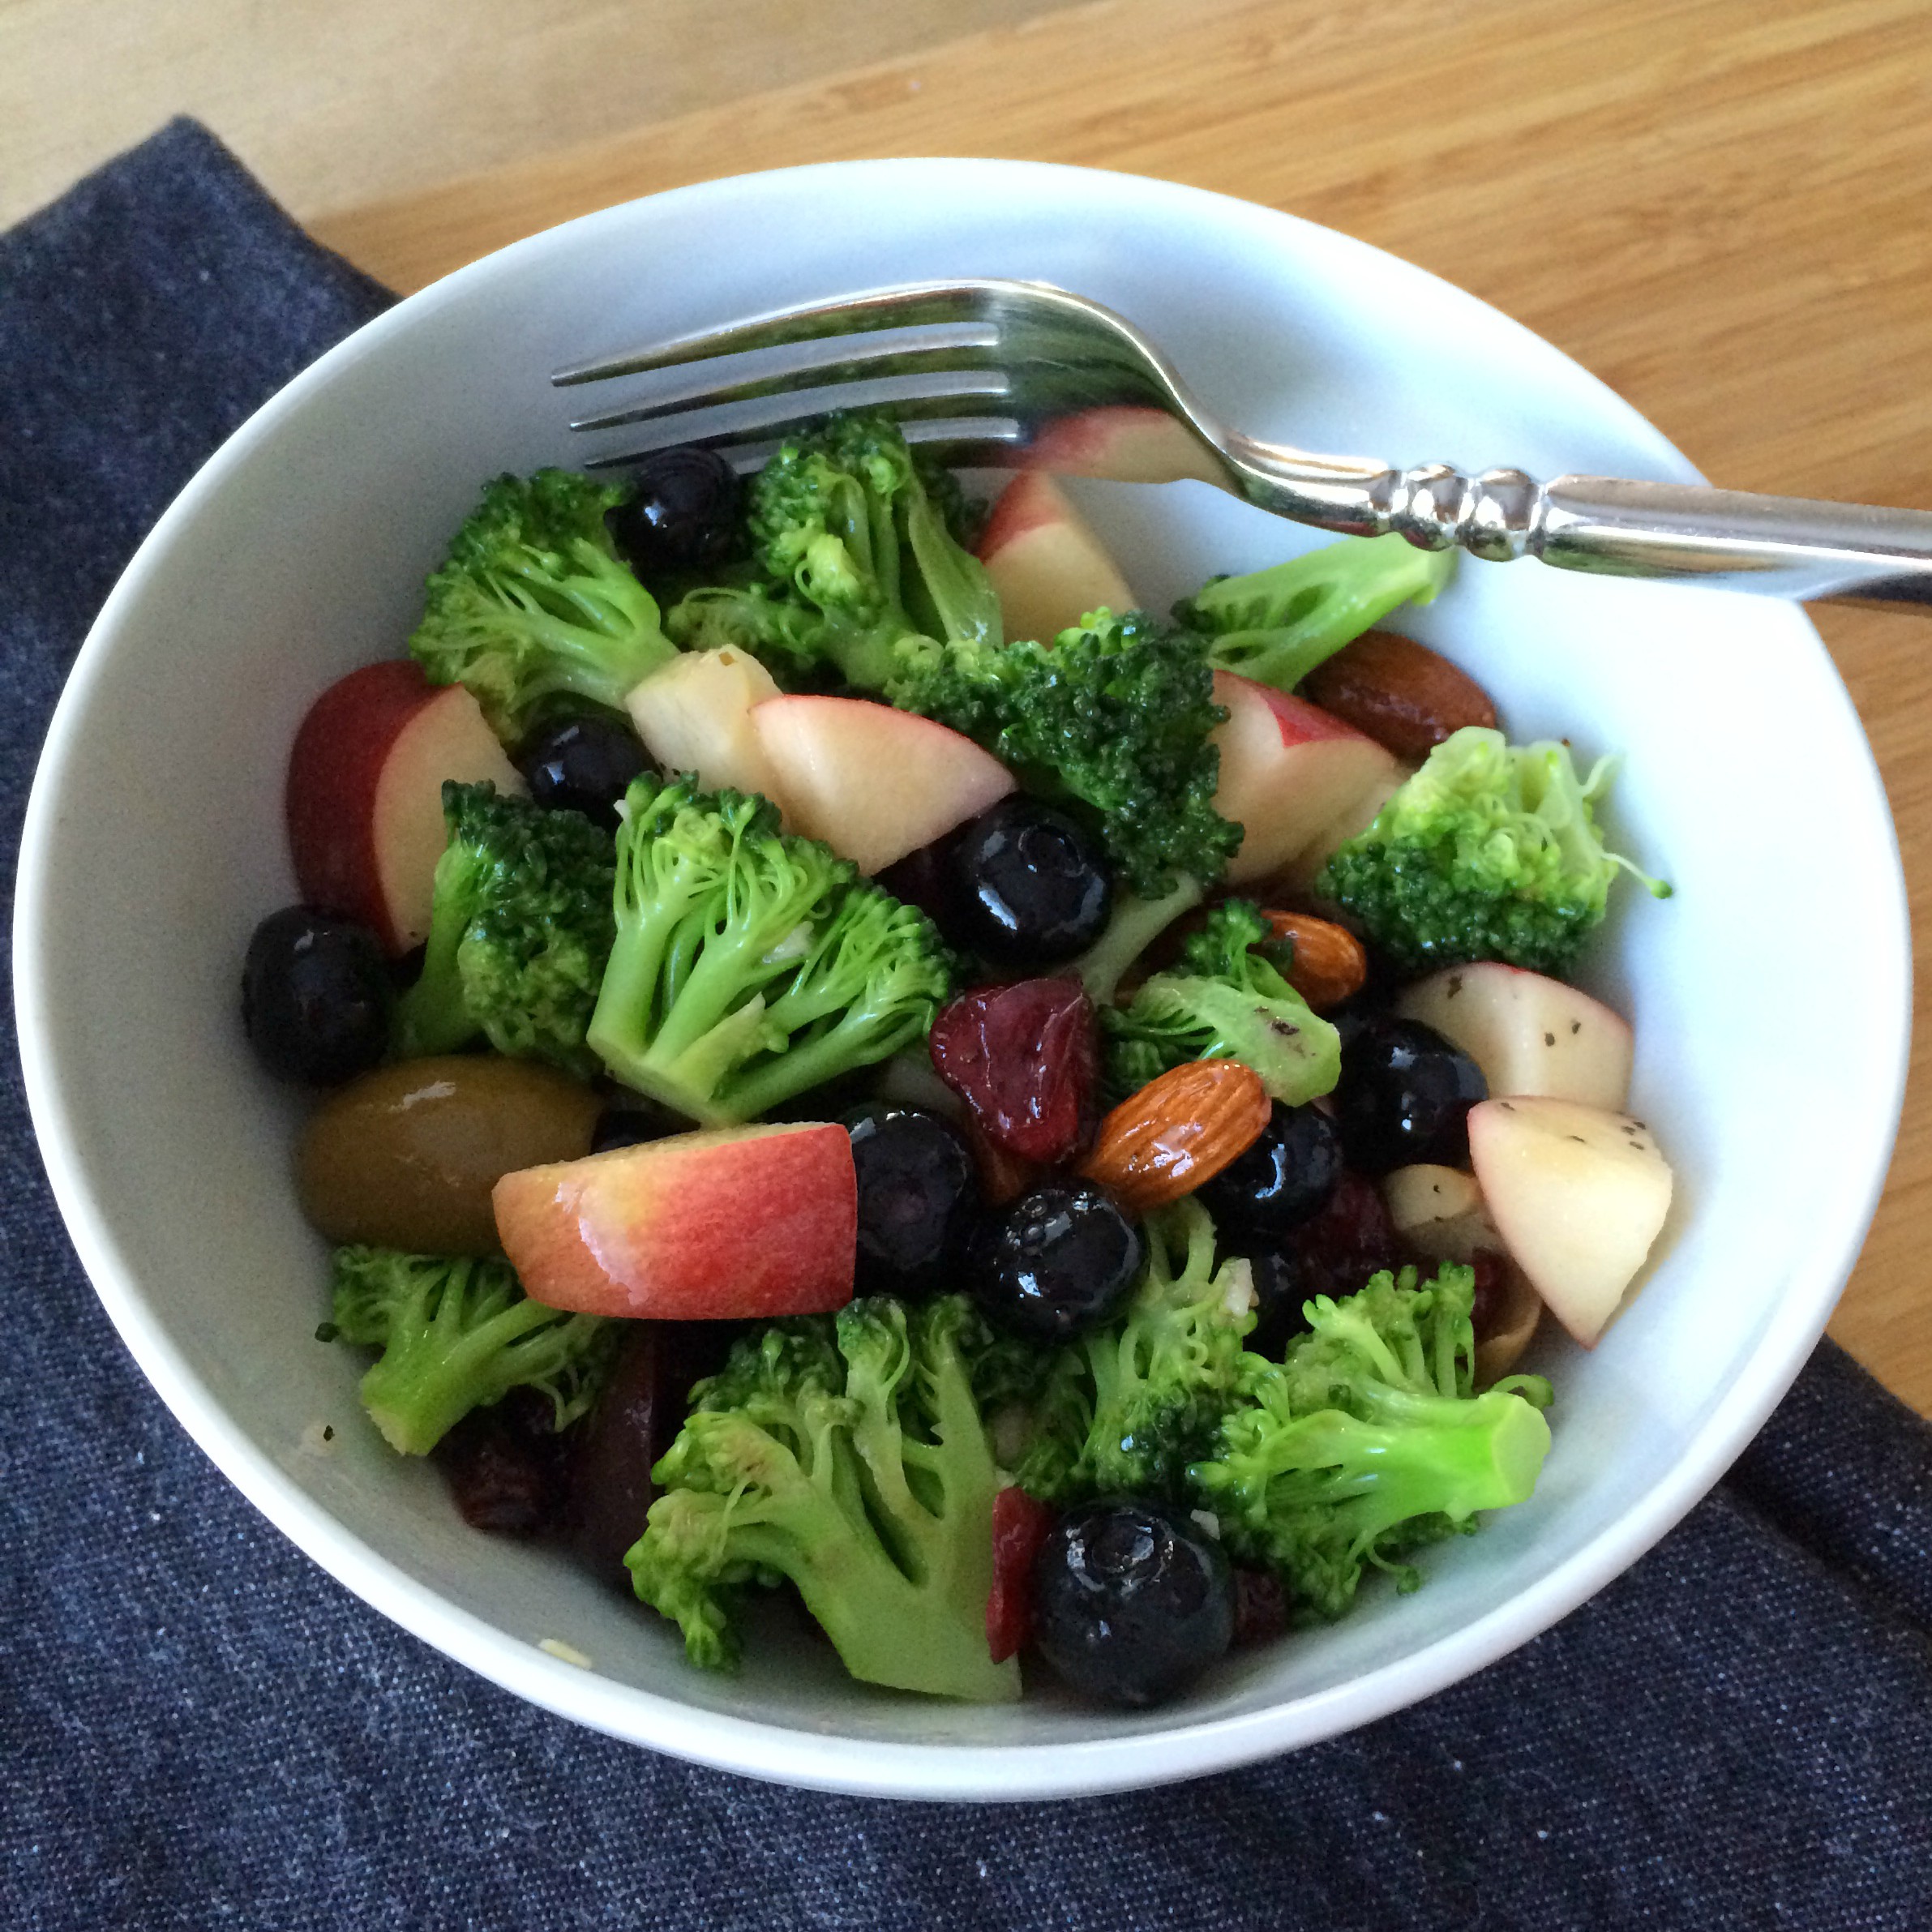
[242,408,1673,1712]
[21,159,1903,1797]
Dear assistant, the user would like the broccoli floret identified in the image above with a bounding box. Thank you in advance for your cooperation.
[390,781,615,1074]
[627,1295,1020,1702]
[585,773,951,1125]
[1189,1262,1552,1621]
[1317,726,1669,975]
[1016,1198,1257,1504]
[323,1245,612,1456]
[666,413,1000,689]
[411,469,676,743]
[892,609,1240,897]
[1175,533,1455,692]
[1101,898,1340,1105]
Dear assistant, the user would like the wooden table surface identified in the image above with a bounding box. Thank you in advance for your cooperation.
[306,0,1932,1408]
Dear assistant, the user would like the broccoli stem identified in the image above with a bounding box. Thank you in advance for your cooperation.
[358,1295,572,1455]
[826,623,908,694]
[1240,1391,1550,1532]
[731,1495,1016,1703]
[1187,536,1455,692]
[1071,878,1206,1003]
[390,903,480,1060]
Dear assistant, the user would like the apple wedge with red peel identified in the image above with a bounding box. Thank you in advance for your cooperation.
[1398,962,1634,1111]
[976,473,1134,643]
[286,661,523,955]
[1467,1097,1673,1346]
[1272,760,1408,895]
[494,1121,857,1320]
[1210,670,1403,885]
[625,645,786,811]
[750,694,1015,876]
[1024,405,1227,484]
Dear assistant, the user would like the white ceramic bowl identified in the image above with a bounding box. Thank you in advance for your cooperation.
[15,160,1910,1800]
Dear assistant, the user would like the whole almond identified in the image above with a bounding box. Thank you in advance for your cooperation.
[1301,629,1497,761]
[1259,910,1368,1010]
[1077,1059,1270,1217]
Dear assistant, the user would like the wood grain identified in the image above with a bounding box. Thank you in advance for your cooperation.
[310,0,1932,1408]
[0,0,1077,229]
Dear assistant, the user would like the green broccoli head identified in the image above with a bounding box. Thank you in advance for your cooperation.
[666,413,1000,690]
[891,608,1240,897]
[325,1244,613,1456]
[390,780,615,1074]
[1016,1197,1257,1505]
[585,773,952,1125]
[1189,1262,1553,1621]
[1315,726,1670,975]
[1101,897,1342,1105]
[411,469,677,744]
[1175,533,1456,692]
[626,1294,1020,1701]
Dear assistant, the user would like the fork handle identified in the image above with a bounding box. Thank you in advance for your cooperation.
[1232,443,1932,608]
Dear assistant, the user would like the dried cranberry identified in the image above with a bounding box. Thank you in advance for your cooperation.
[435,1389,571,1536]
[1468,1248,1509,1339]
[928,978,1099,1165]
[987,1486,1056,1663]
[1232,1566,1291,1646]
[1288,1171,1410,1302]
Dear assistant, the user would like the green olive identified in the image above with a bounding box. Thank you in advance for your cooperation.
[297,1056,601,1257]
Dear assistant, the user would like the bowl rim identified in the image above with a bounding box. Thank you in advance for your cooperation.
[13,155,1913,1801]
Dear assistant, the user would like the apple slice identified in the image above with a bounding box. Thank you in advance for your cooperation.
[1276,760,1407,893]
[751,694,1015,875]
[1397,962,1634,1110]
[495,1121,856,1319]
[1210,670,1403,885]
[976,473,1134,642]
[1024,406,1228,484]
[1382,1163,1497,1261]
[625,645,786,807]
[1467,1097,1673,1346]
[287,661,523,955]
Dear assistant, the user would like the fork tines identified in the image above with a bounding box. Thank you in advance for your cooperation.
[552,281,1046,471]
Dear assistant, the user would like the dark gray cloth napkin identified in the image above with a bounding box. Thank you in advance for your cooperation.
[4,121,1930,1932]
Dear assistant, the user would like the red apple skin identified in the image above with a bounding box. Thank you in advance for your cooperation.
[286,662,521,954]
[1024,406,1226,485]
[1210,670,1402,885]
[976,473,1135,643]
[494,1122,857,1320]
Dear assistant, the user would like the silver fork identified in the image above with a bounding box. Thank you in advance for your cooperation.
[555,278,1932,609]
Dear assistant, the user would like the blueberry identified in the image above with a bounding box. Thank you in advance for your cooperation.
[843,1105,978,1296]
[947,798,1112,969]
[1333,1016,1487,1174]
[970,1183,1142,1342]
[517,712,653,829]
[241,907,393,1086]
[1032,1497,1233,1707]
[1195,1102,1343,1236]
[605,447,739,577]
